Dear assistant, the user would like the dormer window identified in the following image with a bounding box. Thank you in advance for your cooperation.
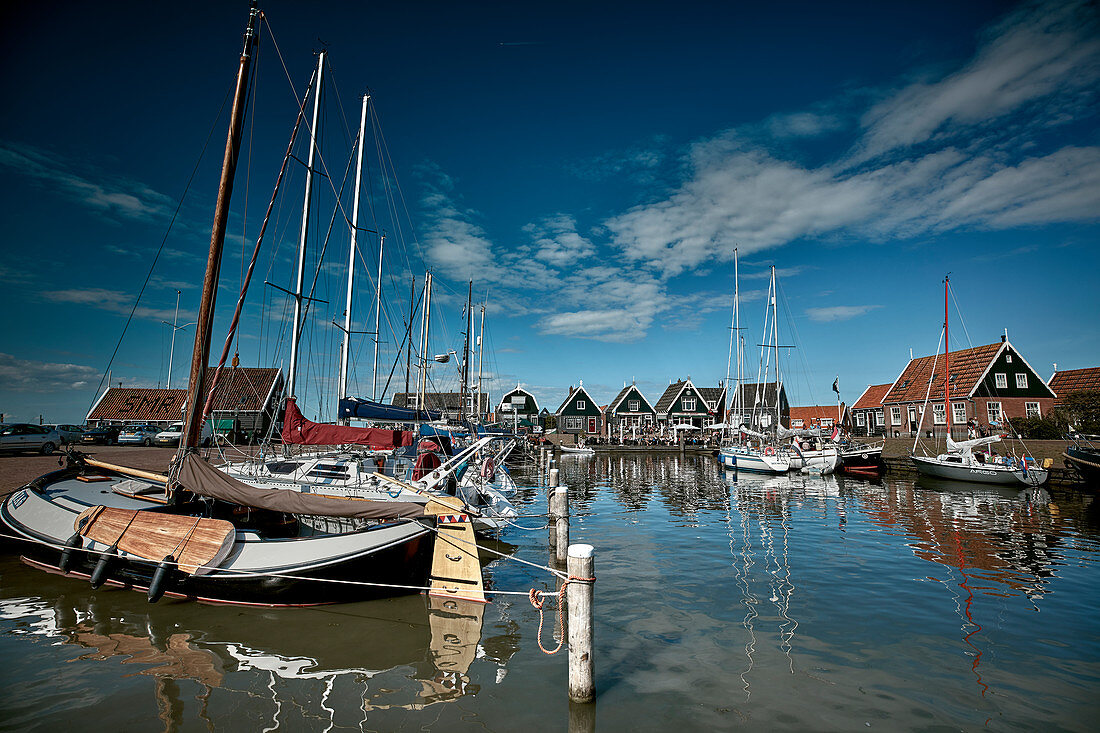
[900,380,910,389]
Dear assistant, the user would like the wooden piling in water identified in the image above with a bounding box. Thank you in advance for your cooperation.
[553,487,569,563]
[567,544,595,703]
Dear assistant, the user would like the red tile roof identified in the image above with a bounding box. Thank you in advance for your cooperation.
[87,368,282,422]
[1049,367,1100,403]
[790,405,842,424]
[882,342,1003,404]
[853,383,891,410]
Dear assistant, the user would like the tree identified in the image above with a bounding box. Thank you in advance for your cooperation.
[1053,390,1100,435]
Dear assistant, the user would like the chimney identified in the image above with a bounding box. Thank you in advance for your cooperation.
[1000,334,1006,343]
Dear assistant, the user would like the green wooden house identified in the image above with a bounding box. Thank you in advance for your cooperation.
[605,382,656,438]
[654,379,726,431]
[555,382,603,437]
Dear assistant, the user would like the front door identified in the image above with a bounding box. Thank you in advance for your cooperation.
[588,417,597,434]
[908,407,918,432]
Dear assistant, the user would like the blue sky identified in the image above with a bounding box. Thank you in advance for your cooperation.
[1,0,1098,423]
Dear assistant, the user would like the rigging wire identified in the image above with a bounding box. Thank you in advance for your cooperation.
[85,81,235,417]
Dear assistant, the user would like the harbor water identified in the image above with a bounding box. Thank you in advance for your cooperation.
[1,453,1097,731]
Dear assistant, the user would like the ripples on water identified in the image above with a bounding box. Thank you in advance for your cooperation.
[1,453,1098,731]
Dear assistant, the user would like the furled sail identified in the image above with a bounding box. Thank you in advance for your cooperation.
[283,397,416,448]
[946,434,1002,454]
[178,454,425,519]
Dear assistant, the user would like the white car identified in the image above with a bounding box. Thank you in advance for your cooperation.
[117,424,162,446]
[47,424,84,445]
[154,421,213,447]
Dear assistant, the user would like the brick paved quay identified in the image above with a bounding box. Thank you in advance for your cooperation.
[0,446,177,499]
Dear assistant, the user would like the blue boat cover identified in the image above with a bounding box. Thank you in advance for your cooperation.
[338,397,442,422]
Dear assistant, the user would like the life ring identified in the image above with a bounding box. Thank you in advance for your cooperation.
[764,447,775,456]
[481,457,496,483]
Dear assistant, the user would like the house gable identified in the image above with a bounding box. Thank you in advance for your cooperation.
[556,386,602,417]
[609,384,655,416]
[970,341,1056,400]
[498,387,539,417]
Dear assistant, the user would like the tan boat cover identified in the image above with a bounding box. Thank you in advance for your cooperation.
[178,454,426,520]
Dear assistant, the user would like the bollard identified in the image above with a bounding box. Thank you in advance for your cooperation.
[549,467,559,488]
[567,544,595,703]
[553,487,569,563]
[556,516,569,563]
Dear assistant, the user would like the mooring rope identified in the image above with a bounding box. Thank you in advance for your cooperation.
[528,575,596,655]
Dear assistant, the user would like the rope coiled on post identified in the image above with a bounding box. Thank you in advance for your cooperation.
[528,574,596,655]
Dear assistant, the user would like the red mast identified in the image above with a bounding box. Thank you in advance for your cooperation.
[944,275,951,439]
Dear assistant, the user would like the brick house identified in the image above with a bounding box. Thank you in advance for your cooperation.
[851,384,891,437]
[789,405,851,431]
[881,337,1055,438]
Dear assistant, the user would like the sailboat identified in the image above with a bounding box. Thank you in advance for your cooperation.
[718,258,792,474]
[0,5,467,605]
[910,277,1048,487]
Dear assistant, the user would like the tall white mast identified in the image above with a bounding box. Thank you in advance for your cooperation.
[288,50,325,401]
[372,233,384,400]
[416,272,432,413]
[771,265,780,430]
[338,92,367,423]
[166,289,181,390]
[735,249,742,427]
[476,300,485,422]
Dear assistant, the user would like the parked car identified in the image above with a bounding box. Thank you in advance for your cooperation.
[155,421,213,447]
[0,423,61,455]
[81,425,122,446]
[47,424,85,444]
[117,424,162,446]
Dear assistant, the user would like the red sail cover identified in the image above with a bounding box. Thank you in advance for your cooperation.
[282,398,415,449]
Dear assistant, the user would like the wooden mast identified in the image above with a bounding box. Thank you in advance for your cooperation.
[179,2,259,453]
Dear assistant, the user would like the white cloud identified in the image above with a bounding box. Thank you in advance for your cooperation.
[806,305,882,322]
[856,0,1100,161]
[45,288,190,322]
[0,353,100,393]
[0,141,173,221]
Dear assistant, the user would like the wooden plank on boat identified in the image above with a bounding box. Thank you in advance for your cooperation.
[83,457,169,484]
[428,512,486,604]
[74,506,234,576]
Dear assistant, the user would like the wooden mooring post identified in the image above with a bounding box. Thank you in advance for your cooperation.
[552,487,569,563]
[567,543,595,703]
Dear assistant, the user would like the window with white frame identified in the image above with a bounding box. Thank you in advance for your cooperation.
[1026,402,1040,418]
[822,418,834,427]
[576,400,585,410]
[1006,354,1013,363]
[792,419,804,427]
[682,397,697,411]
[987,402,1002,423]
[995,373,1008,389]
[1016,373,1028,389]
[565,416,583,430]
[856,413,866,427]
[875,410,884,426]
[760,414,772,427]
[933,404,946,424]
[952,402,966,424]
[628,399,640,412]
[891,406,902,425]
